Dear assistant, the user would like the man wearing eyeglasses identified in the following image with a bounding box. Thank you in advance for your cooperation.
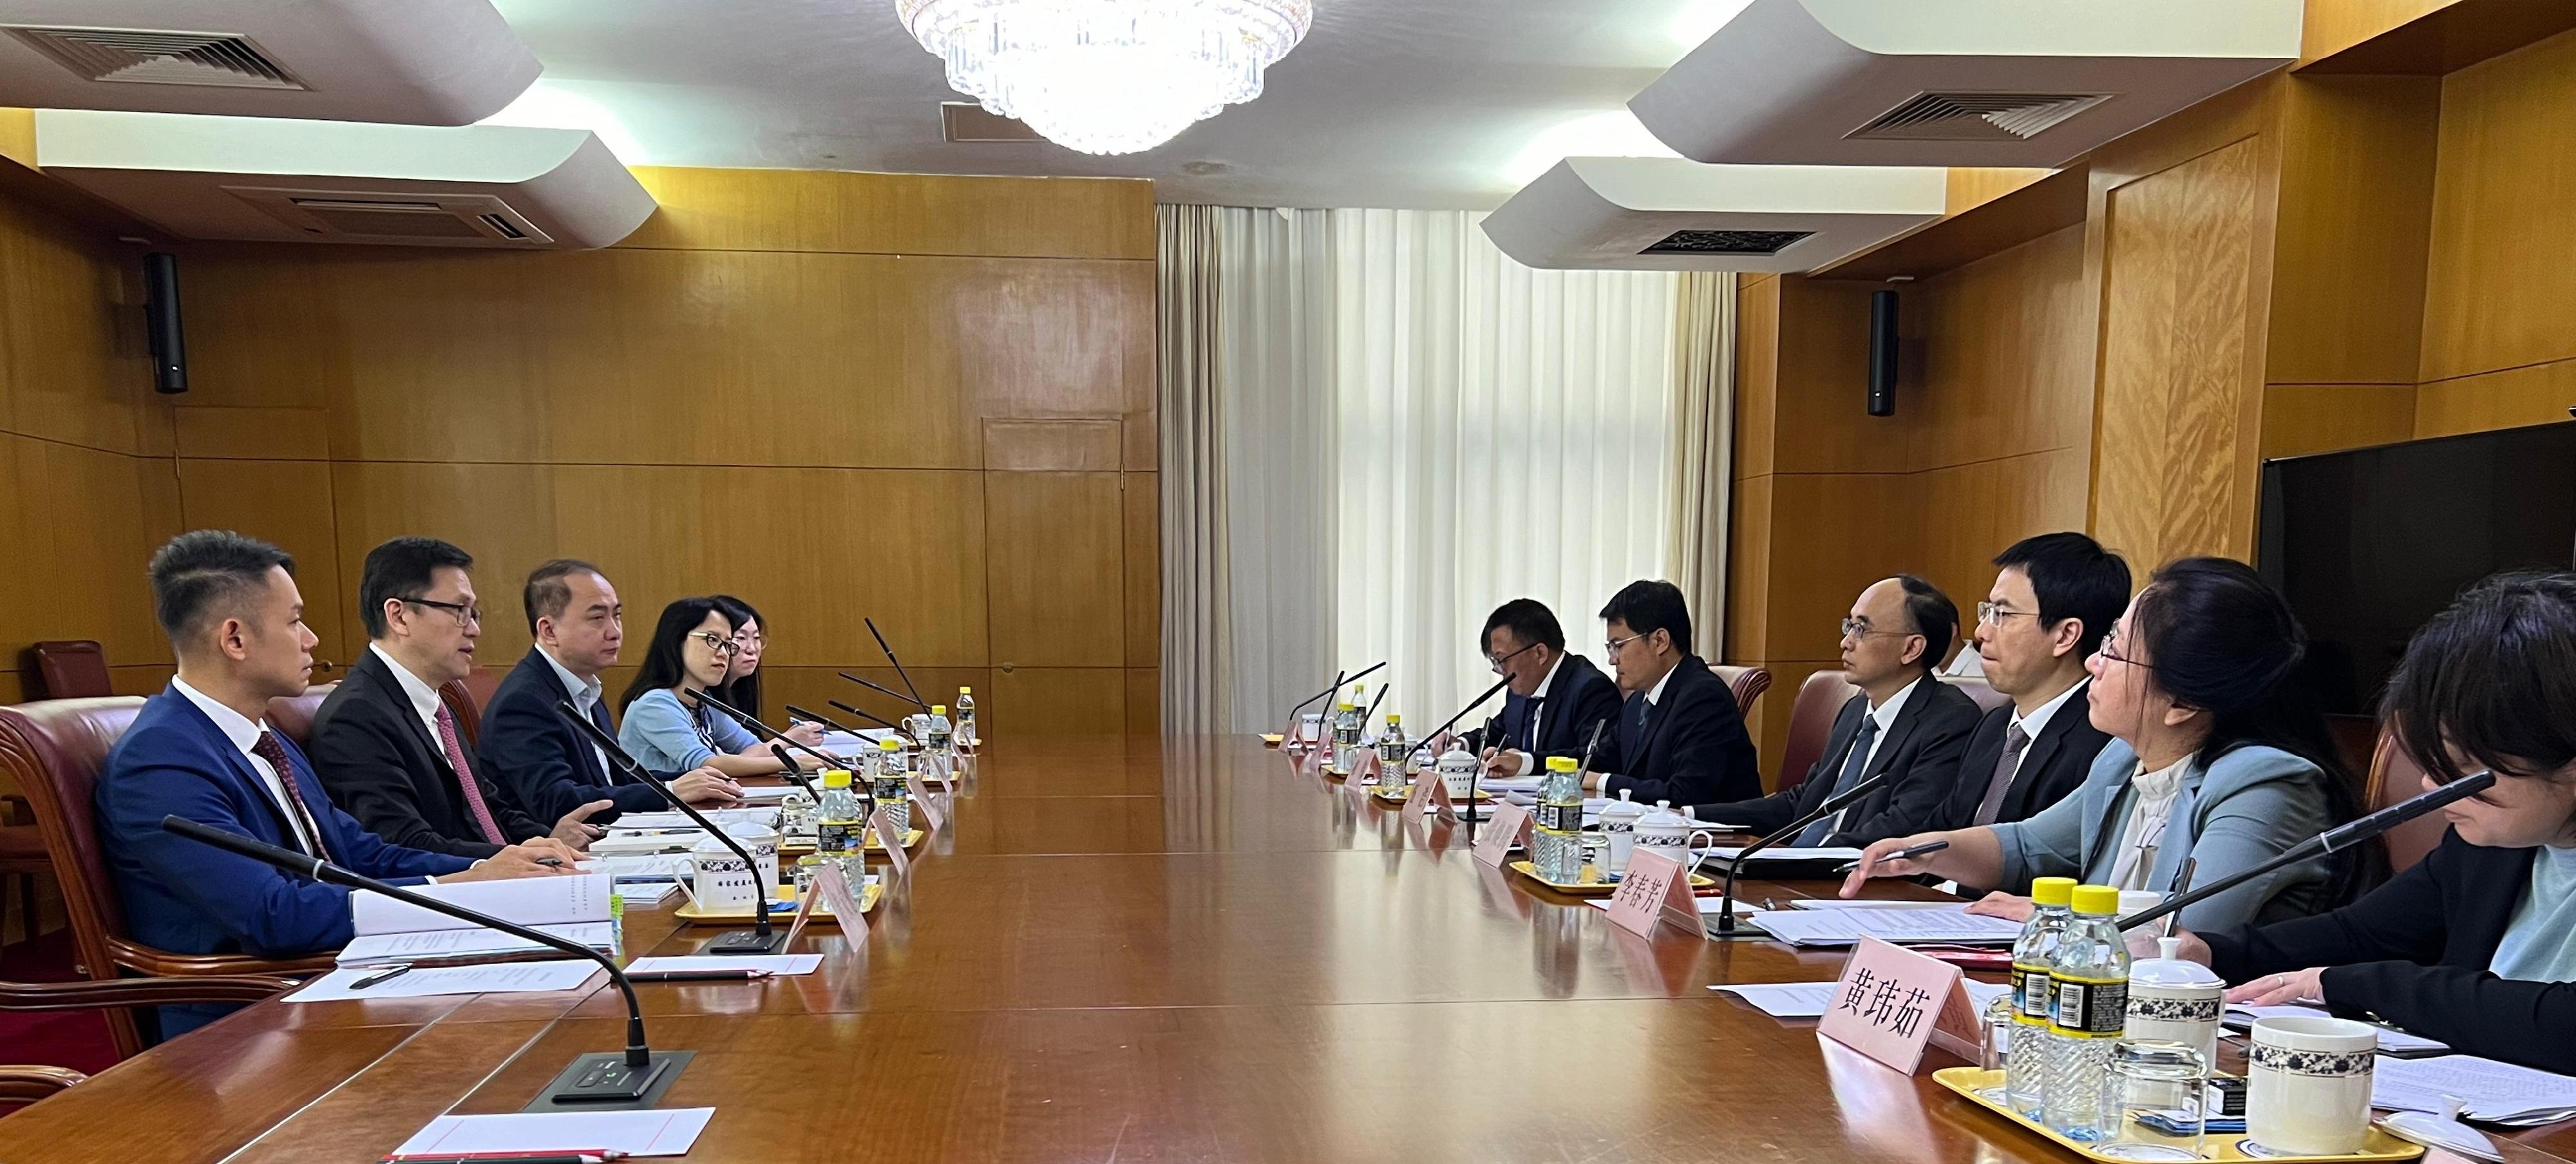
[1443,599,1620,779]
[309,538,616,859]
[1938,533,2128,833]
[1580,580,1763,806]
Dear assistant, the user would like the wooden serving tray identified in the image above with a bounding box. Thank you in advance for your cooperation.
[1506,860,1716,897]
[673,882,883,925]
[1931,1067,2423,1163]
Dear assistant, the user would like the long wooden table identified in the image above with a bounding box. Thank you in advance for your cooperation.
[7,736,2574,1163]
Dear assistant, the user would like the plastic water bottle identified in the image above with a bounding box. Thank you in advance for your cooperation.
[816,768,864,870]
[2005,876,2079,1118]
[872,738,910,839]
[955,686,976,745]
[1533,756,1584,883]
[1374,714,1409,787]
[2043,884,2132,1140]
[926,703,954,759]
[1330,688,1364,772]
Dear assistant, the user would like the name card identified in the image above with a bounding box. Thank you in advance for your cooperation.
[811,862,867,940]
[782,872,826,948]
[1402,765,1460,823]
[906,773,945,832]
[869,806,911,879]
[1349,750,1381,786]
[1816,937,1988,1074]
[1604,848,1705,939]
[927,753,956,794]
[1472,802,1531,867]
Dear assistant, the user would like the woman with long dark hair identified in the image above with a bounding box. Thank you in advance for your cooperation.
[617,597,815,779]
[710,595,824,747]
[1842,557,2373,931]
[2157,572,2576,1071]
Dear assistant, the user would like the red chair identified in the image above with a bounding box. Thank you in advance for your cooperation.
[2366,731,2447,875]
[263,683,337,749]
[1709,665,1772,718]
[459,668,504,718]
[1942,674,2016,717]
[1776,670,1861,790]
[0,975,297,1096]
[26,642,110,700]
[439,680,484,750]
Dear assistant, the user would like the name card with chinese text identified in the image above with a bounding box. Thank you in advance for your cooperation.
[869,806,911,878]
[1472,803,1531,867]
[1816,937,1987,1074]
[1604,848,1704,939]
[811,863,867,940]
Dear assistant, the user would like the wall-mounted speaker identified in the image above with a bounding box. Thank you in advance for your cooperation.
[144,252,185,394]
[1867,288,1898,417]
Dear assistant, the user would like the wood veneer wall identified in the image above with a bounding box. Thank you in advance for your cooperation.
[164,167,1160,741]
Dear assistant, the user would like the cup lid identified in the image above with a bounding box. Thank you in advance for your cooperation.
[1638,799,1689,826]
[2130,935,2225,988]
[1598,794,1645,819]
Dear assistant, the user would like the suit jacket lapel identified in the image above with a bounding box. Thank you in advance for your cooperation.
[365,653,453,781]
[2006,712,2073,817]
[174,689,299,844]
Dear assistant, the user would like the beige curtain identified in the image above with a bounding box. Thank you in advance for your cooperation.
[1665,271,1737,655]
[1159,204,1231,735]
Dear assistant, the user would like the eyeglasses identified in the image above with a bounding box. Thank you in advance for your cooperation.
[1487,639,1540,674]
[1604,631,1643,657]
[689,631,739,656]
[402,596,482,627]
[1839,617,1913,642]
[1976,601,2039,627]
[2096,634,2153,669]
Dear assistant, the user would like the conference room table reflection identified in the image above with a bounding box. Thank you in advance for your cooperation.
[11,736,2576,1164]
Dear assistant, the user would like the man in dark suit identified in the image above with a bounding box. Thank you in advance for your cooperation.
[1578,580,1761,805]
[478,559,739,824]
[1688,576,1980,844]
[308,538,612,860]
[95,531,578,1036]
[1942,533,2130,831]
[1444,598,1620,777]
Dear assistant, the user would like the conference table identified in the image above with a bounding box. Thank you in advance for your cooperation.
[7,736,2575,1164]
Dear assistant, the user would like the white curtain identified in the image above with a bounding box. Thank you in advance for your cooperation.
[1162,207,1696,734]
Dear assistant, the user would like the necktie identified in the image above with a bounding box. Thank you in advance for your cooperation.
[1971,723,2032,827]
[1619,694,1651,761]
[583,694,618,783]
[1522,695,1547,752]
[251,730,336,862]
[1796,715,1881,846]
[437,704,509,845]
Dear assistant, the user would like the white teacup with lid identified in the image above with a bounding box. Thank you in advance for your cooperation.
[1596,790,1646,874]
[1633,799,1714,878]
[1435,747,1482,802]
[2126,934,2226,1065]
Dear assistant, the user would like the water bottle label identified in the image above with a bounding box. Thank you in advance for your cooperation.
[2048,976,2128,1038]
[817,820,860,857]
[2012,963,2051,1024]
[1533,802,1582,833]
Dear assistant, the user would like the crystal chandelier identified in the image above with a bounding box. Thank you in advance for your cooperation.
[896,0,1314,156]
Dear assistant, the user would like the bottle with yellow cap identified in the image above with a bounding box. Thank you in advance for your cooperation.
[1329,686,1365,774]
[926,703,954,760]
[815,768,864,870]
[2042,884,2133,1140]
[871,737,911,841]
[1533,755,1585,883]
[954,686,976,746]
[2005,876,2079,1117]
[1373,713,1410,787]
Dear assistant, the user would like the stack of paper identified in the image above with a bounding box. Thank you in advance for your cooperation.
[391,1109,714,1159]
[611,806,777,831]
[1712,978,2012,1018]
[1736,904,2023,947]
[2225,1004,2448,1054]
[339,873,616,968]
[2373,1055,2576,1126]
[287,960,602,1003]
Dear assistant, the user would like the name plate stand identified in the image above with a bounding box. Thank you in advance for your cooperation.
[1815,937,1988,1074]
[905,772,945,832]
[1604,848,1704,939]
[782,873,826,948]
[869,806,911,878]
[811,862,867,940]
[1471,803,1530,867]
[1401,765,1459,823]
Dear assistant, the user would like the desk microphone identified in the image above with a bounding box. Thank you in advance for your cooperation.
[1362,683,1390,727]
[864,617,927,709]
[554,701,787,955]
[158,816,687,1105]
[788,702,911,747]
[1709,767,1900,940]
[2116,768,2497,932]
[1283,662,1387,736]
[824,698,920,743]
[1424,674,1512,749]
[681,688,846,774]
[838,671,927,712]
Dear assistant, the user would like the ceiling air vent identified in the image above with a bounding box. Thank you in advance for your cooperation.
[5,26,303,90]
[1850,91,2112,142]
[1641,229,1815,256]
[225,187,556,247]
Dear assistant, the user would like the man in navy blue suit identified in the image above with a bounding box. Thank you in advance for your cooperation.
[1444,598,1622,778]
[97,531,580,1036]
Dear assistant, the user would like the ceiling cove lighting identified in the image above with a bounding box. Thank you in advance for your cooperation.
[895,0,1312,156]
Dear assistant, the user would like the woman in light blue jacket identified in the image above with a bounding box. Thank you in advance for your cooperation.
[618,596,818,780]
[1842,558,2377,932]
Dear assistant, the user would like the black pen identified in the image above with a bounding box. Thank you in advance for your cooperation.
[350,964,413,990]
[1833,839,1949,873]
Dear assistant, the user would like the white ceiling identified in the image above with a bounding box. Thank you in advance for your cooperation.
[485,0,1750,210]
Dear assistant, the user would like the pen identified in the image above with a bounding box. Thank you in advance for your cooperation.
[625,968,775,982]
[1833,839,1949,873]
[350,964,413,990]
[385,1152,625,1163]
[535,857,566,867]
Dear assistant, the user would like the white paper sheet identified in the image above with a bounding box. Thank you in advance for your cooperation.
[611,807,777,831]
[734,783,797,804]
[350,873,612,936]
[287,960,601,1003]
[390,1108,714,1158]
[1710,978,2010,1018]
[2372,1055,2576,1125]
[336,920,617,968]
[625,954,823,977]
[1706,846,1868,864]
[1790,898,1969,910]
[2224,1004,2448,1054]
[1738,904,2023,946]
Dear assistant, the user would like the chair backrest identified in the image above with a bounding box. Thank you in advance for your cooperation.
[1709,665,1772,717]
[2367,730,2447,875]
[1777,670,1862,790]
[439,680,482,749]
[459,667,504,717]
[0,698,146,992]
[1942,674,2016,717]
[28,641,111,700]
[265,683,337,749]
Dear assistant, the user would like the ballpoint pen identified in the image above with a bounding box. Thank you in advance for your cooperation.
[350,964,413,990]
[1832,839,1948,873]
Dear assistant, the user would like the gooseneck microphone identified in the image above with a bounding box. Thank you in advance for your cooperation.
[838,671,927,712]
[864,617,927,709]
[1709,767,1900,939]
[788,702,911,749]
[681,688,844,774]
[1425,674,1513,747]
[1283,662,1387,735]
[554,701,786,955]
[158,816,685,1104]
[2116,769,2499,932]
[825,698,920,742]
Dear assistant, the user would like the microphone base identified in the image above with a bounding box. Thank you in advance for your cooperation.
[699,928,791,955]
[1700,903,1773,941]
[529,1049,692,1111]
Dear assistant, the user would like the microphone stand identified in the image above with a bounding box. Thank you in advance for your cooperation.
[683,688,847,773]
[555,701,788,955]
[1425,674,1512,749]
[1283,669,1345,750]
[2116,770,2497,932]
[1283,662,1388,747]
[864,617,927,709]
[159,816,689,1105]
[1709,767,1900,939]
[1362,683,1390,729]
[838,671,927,712]
[1463,713,1501,842]
[825,699,921,743]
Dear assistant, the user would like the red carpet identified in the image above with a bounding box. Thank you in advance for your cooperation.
[0,930,119,1091]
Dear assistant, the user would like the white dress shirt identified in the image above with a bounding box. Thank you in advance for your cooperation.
[540,645,615,779]
[171,676,317,854]
[2108,754,2193,891]
[2001,677,2087,785]
[370,644,450,746]
[1503,653,1569,776]
[1818,675,1921,834]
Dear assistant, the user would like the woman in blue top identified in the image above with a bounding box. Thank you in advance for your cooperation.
[618,597,820,779]
[1842,557,2377,933]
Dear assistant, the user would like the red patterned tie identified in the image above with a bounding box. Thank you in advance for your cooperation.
[251,730,337,863]
[437,705,509,846]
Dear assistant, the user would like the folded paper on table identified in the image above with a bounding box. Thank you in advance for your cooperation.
[734,783,797,805]
[627,954,823,977]
[390,1108,714,1158]
[2372,1054,2576,1126]
[1815,937,1988,1073]
[288,960,602,1003]
[352,872,612,935]
[337,920,617,968]
[1738,905,2023,948]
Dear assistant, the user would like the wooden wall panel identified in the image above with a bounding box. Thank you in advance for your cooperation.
[1754,472,1920,664]
[2415,361,2576,439]
[0,434,178,674]
[1731,275,1779,481]
[1900,225,2093,473]
[175,458,348,664]
[1126,668,1160,738]
[1722,472,1773,663]
[0,195,152,457]
[993,666,1127,739]
[622,167,1155,261]
[986,472,1123,669]
[1123,472,1159,669]
[2260,383,2418,457]
[2420,28,2576,383]
[1768,278,1895,475]
[2266,76,2439,386]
